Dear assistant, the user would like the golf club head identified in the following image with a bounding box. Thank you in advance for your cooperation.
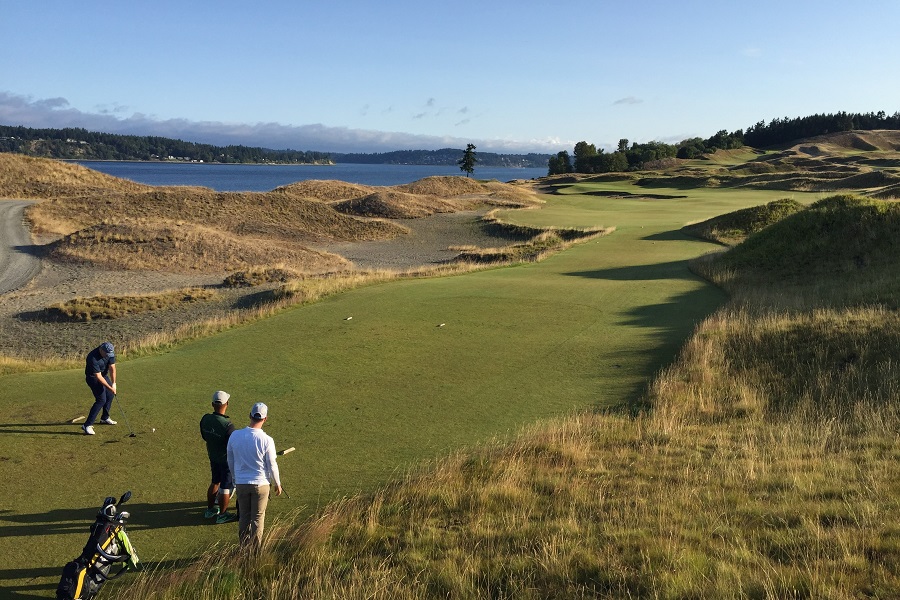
[102,496,116,508]
[119,491,132,505]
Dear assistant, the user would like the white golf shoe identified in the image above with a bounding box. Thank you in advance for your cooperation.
[82,424,96,435]
[100,418,117,425]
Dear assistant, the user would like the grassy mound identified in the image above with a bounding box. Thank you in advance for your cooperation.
[793,130,900,153]
[721,195,900,280]
[396,176,542,207]
[28,186,406,242]
[45,288,217,321]
[46,219,351,273]
[682,198,804,245]
[0,153,146,198]
[274,179,375,202]
[333,190,468,219]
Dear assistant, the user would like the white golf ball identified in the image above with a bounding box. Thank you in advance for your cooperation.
[152,428,156,432]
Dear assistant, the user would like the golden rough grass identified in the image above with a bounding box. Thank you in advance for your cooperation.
[0,153,147,198]
[332,190,470,219]
[45,218,351,273]
[46,287,217,321]
[794,130,900,154]
[274,179,376,201]
[27,186,406,242]
[397,176,543,208]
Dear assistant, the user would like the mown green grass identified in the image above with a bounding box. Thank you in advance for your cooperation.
[0,179,822,596]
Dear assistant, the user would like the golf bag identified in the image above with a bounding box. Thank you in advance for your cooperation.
[56,491,139,600]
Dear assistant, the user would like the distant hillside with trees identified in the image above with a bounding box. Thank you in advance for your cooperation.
[743,111,900,148]
[549,110,900,176]
[0,125,551,168]
[0,125,331,164]
[329,148,550,168]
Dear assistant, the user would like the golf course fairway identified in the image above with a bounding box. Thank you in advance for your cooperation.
[0,181,822,596]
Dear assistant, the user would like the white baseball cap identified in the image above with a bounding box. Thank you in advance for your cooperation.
[250,402,268,419]
[212,390,230,404]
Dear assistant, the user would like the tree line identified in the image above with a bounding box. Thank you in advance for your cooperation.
[549,110,900,176]
[330,148,550,168]
[0,125,331,164]
[743,111,900,147]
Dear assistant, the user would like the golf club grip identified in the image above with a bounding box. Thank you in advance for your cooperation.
[278,447,295,455]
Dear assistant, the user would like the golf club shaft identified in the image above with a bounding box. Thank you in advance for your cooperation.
[114,395,136,436]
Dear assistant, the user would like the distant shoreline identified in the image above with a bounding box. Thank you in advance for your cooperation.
[62,158,334,166]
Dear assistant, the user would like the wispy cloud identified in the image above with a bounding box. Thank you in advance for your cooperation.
[613,96,643,106]
[742,46,762,58]
[0,91,565,154]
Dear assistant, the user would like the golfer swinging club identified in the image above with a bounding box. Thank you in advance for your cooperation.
[82,342,117,435]
[226,402,282,549]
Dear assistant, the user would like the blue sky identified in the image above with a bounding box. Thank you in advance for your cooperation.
[2,1,899,154]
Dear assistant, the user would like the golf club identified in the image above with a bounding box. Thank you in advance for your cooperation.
[276,447,295,498]
[114,395,137,437]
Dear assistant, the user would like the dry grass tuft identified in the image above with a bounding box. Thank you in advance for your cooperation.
[45,287,217,321]
[222,266,307,288]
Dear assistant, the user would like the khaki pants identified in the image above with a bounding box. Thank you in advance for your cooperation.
[235,483,270,549]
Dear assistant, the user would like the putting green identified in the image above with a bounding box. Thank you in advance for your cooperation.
[0,182,820,595]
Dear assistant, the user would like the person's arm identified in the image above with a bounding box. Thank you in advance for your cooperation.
[265,439,282,495]
[109,363,117,393]
[226,438,235,482]
[94,371,116,394]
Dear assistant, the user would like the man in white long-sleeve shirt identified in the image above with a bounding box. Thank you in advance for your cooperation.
[226,402,282,549]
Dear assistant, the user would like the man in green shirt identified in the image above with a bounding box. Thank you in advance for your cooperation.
[200,390,237,524]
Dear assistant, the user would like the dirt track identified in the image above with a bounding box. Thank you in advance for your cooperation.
[0,200,41,294]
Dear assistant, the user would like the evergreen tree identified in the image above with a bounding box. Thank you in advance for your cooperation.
[458,143,477,177]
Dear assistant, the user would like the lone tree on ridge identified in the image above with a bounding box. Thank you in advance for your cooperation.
[458,143,477,177]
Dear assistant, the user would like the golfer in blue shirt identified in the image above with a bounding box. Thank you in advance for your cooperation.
[82,342,118,435]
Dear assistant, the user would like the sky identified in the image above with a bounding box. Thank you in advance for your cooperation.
[2,1,899,154]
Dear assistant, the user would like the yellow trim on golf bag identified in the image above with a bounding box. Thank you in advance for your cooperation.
[72,523,123,599]
[73,568,87,599]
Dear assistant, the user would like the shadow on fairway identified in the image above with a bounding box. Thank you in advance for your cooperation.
[0,565,61,599]
[564,259,701,281]
[0,557,194,599]
[0,423,86,436]
[641,229,694,242]
[0,501,201,540]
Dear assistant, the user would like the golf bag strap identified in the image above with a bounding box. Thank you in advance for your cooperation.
[95,542,127,562]
[92,562,131,582]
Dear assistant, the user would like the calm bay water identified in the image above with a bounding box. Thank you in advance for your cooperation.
[74,161,547,191]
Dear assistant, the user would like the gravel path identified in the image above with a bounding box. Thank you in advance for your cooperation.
[0,200,41,294]
[0,209,513,359]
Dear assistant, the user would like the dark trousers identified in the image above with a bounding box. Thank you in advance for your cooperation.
[86,377,114,426]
